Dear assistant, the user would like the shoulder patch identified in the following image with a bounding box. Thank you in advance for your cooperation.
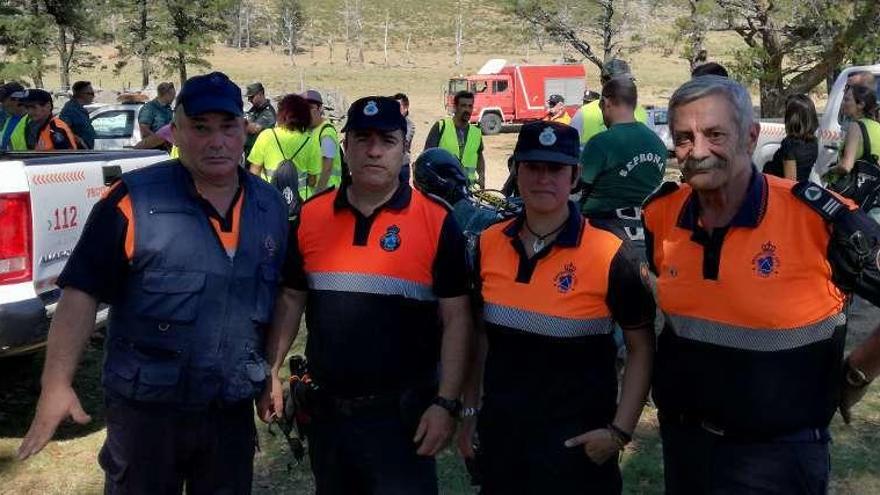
[792,181,848,222]
[642,181,680,209]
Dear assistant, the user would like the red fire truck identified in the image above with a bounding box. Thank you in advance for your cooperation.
[445,59,587,135]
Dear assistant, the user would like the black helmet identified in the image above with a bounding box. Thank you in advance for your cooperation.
[413,148,468,204]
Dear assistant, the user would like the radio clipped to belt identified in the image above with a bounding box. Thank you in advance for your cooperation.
[269,355,319,467]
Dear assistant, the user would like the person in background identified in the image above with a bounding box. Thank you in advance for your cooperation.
[847,71,876,92]
[579,76,666,219]
[247,93,316,200]
[20,89,77,150]
[394,92,416,183]
[691,62,729,78]
[571,59,648,152]
[301,89,342,192]
[0,82,27,151]
[831,85,880,221]
[425,91,486,188]
[542,94,572,125]
[133,123,177,156]
[59,80,96,149]
[138,82,175,139]
[245,82,276,156]
[764,94,819,182]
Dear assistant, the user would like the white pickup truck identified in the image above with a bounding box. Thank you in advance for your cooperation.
[752,64,880,182]
[89,103,146,150]
[0,150,167,356]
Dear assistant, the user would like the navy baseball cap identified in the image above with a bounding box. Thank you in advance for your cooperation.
[0,82,25,100]
[18,89,52,105]
[176,72,243,117]
[512,122,580,166]
[342,96,407,133]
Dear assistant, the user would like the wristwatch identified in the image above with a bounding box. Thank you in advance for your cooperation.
[845,361,872,388]
[431,396,463,417]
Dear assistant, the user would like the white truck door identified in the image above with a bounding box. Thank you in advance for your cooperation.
[24,152,166,292]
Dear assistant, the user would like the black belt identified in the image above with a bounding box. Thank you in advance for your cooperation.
[313,384,435,417]
[661,412,830,443]
[318,393,401,417]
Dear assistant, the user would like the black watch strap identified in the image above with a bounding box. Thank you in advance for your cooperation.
[431,396,462,417]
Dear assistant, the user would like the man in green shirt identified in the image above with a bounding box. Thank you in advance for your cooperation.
[138,82,175,139]
[245,82,276,156]
[580,75,666,218]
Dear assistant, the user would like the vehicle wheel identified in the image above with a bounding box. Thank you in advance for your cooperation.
[480,113,503,135]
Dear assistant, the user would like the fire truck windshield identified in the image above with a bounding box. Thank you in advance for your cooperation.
[448,79,468,94]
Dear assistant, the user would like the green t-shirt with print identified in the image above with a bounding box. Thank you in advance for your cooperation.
[580,122,667,216]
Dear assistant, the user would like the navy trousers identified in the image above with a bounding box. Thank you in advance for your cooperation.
[99,393,256,495]
[660,418,831,495]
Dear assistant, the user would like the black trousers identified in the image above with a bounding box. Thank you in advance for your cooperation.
[99,393,256,495]
[306,388,438,495]
[660,418,831,495]
[477,410,622,495]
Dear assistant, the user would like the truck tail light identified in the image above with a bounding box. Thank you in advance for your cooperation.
[0,192,33,284]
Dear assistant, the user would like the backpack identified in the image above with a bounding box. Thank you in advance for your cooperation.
[270,129,311,218]
[829,120,880,209]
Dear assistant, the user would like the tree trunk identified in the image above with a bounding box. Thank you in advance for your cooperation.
[236,1,243,49]
[245,9,251,48]
[686,0,705,70]
[756,4,785,118]
[57,25,72,91]
[138,0,150,88]
[177,49,187,86]
[454,1,463,66]
[344,0,352,66]
[383,11,389,67]
[355,0,364,64]
[287,18,295,66]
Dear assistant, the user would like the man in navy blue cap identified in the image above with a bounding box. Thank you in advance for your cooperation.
[458,121,655,494]
[19,71,289,495]
[261,96,473,494]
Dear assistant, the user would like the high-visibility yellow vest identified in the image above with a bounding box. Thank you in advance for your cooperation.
[310,122,342,189]
[578,100,649,145]
[1,114,28,151]
[858,118,880,159]
[438,117,481,183]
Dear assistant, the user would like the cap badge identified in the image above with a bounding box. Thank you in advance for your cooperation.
[364,100,379,116]
[539,126,557,146]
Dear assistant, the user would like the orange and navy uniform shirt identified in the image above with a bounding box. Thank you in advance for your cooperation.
[34,116,78,150]
[475,201,655,420]
[642,168,867,434]
[56,165,246,301]
[282,181,469,397]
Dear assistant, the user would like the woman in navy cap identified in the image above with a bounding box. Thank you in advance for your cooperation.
[460,121,655,494]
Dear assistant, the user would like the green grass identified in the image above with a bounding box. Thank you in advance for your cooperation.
[4,324,880,494]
